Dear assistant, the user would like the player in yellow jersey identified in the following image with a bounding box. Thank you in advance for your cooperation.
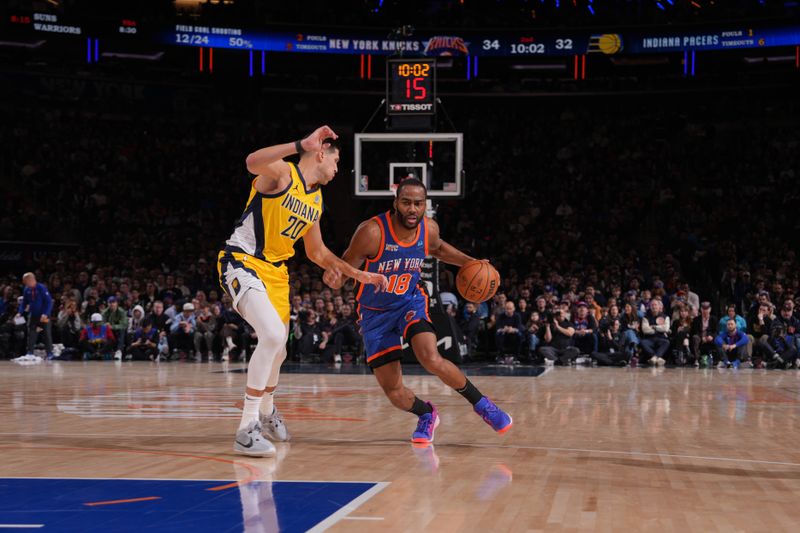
[218,125,388,456]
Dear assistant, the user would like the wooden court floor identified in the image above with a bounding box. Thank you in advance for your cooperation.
[3,361,800,532]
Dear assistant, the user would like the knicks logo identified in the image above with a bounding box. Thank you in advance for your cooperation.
[405,311,416,322]
[424,36,469,56]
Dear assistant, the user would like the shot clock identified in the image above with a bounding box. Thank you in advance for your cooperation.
[386,58,436,116]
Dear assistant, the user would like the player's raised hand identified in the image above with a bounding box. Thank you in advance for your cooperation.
[323,268,344,289]
[301,125,338,153]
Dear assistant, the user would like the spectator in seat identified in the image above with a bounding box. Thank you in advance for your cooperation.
[670,303,693,366]
[169,302,197,358]
[747,290,772,324]
[526,310,543,362]
[584,292,603,322]
[572,302,598,356]
[79,312,115,360]
[102,296,128,360]
[127,305,146,341]
[145,300,169,335]
[747,302,773,366]
[691,301,718,367]
[193,302,217,362]
[128,321,159,361]
[495,301,524,361]
[331,304,361,363]
[641,299,671,366]
[620,302,641,356]
[459,302,482,355]
[773,300,800,353]
[714,317,751,368]
[718,304,746,334]
[81,293,99,323]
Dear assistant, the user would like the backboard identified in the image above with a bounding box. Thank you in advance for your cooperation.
[353,133,463,198]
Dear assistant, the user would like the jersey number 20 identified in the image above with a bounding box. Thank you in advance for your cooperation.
[280,215,307,240]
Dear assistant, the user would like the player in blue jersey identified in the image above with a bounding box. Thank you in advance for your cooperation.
[324,178,512,444]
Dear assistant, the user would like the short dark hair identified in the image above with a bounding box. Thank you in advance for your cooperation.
[321,137,340,153]
[395,177,427,198]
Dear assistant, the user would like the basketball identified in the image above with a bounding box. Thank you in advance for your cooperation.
[456,259,500,303]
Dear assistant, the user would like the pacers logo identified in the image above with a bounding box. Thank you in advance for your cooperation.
[588,34,623,54]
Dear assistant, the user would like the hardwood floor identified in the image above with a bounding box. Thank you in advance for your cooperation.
[2,361,800,531]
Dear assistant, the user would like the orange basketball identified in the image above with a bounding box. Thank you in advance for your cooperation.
[456,260,500,303]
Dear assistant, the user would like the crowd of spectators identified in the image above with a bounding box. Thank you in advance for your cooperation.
[2,85,800,369]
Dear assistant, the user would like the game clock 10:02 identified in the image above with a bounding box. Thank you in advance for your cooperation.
[386,59,436,116]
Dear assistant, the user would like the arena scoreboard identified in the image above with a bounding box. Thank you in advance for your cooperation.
[386,59,436,116]
[3,6,800,57]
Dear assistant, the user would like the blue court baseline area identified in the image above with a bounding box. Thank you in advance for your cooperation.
[0,478,383,532]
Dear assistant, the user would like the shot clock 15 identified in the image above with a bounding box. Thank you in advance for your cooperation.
[386,58,436,116]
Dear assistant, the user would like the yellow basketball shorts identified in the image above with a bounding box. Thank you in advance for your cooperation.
[217,251,290,324]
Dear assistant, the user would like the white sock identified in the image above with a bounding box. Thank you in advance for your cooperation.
[259,392,275,417]
[238,394,262,431]
[227,336,235,348]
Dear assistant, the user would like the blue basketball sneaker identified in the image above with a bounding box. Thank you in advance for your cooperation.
[411,402,440,444]
[474,397,513,434]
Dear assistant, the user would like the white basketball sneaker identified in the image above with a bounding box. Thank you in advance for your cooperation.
[234,421,276,457]
[260,407,290,442]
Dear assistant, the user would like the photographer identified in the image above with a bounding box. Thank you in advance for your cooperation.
[294,309,324,362]
[760,322,799,369]
[538,308,579,365]
[56,298,82,351]
[591,318,629,366]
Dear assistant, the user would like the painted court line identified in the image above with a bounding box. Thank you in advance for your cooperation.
[341,516,385,521]
[0,476,391,485]
[84,496,161,506]
[0,526,44,529]
[308,482,390,533]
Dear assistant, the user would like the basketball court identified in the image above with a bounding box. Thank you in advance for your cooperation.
[3,361,800,531]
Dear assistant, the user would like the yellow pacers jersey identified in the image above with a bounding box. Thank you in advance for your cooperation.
[224,162,322,262]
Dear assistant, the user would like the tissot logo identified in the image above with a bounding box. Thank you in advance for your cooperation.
[385,244,399,252]
[396,103,433,112]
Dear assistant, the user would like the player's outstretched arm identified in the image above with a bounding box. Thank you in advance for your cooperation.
[322,219,383,289]
[303,221,388,292]
[426,218,479,267]
[246,125,338,195]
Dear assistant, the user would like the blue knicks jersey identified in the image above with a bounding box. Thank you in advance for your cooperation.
[357,211,428,311]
